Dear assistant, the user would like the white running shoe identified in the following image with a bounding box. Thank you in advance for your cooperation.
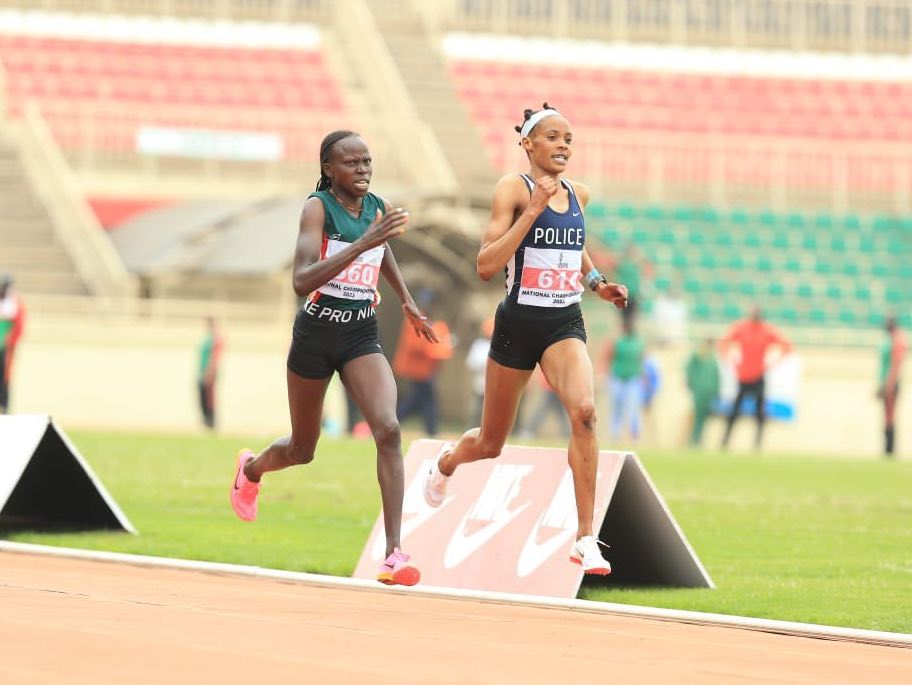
[423,441,454,508]
[570,535,612,576]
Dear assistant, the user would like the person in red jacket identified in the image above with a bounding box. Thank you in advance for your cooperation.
[718,306,791,449]
[0,273,25,414]
[393,292,453,436]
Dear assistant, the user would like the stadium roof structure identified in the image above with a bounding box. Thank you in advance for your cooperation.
[109,197,302,276]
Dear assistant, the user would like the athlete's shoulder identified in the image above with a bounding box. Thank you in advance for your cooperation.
[565,179,591,205]
[300,195,325,228]
[369,193,391,213]
[492,173,528,200]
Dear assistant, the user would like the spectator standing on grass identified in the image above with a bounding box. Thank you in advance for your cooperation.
[519,368,571,439]
[603,317,646,442]
[197,317,224,430]
[393,291,453,437]
[686,338,720,447]
[719,306,791,450]
[0,273,25,414]
[878,316,906,457]
[613,242,651,326]
[465,317,494,426]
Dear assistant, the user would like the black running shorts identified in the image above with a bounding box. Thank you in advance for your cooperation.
[287,301,383,379]
[488,301,587,371]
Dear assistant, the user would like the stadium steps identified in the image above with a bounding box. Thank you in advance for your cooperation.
[379,23,496,199]
[0,131,89,295]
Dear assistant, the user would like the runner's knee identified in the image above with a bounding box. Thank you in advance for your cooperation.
[372,419,401,452]
[568,401,597,432]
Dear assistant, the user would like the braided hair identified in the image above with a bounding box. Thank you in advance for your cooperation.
[316,130,359,191]
[514,101,558,144]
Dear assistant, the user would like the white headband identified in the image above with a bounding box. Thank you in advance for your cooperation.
[520,109,561,138]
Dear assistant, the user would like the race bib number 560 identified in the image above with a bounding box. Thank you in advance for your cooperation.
[518,247,583,307]
[316,240,384,300]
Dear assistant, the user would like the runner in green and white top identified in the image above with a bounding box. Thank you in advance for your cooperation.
[230,131,439,586]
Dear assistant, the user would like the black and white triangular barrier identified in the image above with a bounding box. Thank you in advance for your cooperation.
[0,414,135,533]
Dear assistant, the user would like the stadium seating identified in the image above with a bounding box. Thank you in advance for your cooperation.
[447,60,912,193]
[0,33,352,161]
[589,202,912,330]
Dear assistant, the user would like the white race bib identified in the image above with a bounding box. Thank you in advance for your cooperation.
[518,247,583,307]
[316,240,384,301]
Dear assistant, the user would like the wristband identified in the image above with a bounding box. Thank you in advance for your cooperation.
[584,269,601,289]
[585,269,607,292]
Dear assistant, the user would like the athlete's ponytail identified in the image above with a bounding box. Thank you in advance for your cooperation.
[316,130,359,191]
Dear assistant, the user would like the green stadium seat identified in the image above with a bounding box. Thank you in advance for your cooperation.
[797,283,814,298]
[841,262,860,277]
[772,231,790,249]
[745,233,762,248]
[814,213,834,229]
[722,302,742,319]
[688,231,707,247]
[694,301,712,319]
[673,206,696,222]
[729,209,750,225]
[756,256,774,272]
[671,252,689,269]
[808,308,828,325]
[871,262,891,278]
[838,308,857,326]
[714,232,734,247]
[599,227,621,245]
[699,252,718,269]
[830,235,847,251]
[658,227,677,245]
[617,204,636,219]
[712,280,731,296]
[787,213,806,229]
[738,281,758,297]
[814,260,834,275]
[801,233,818,250]
[726,254,746,270]
[886,286,903,304]
[758,210,777,226]
[843,214,861,230]
[644,205,666,221]
[855,284,872,301]
[785,257,802,273]
[684,278,702,295]
[767,282,785,297]
[826,283,844,300]
[588,204,608,220]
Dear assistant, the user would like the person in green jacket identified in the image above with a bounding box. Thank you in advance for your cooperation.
[603,318,646,441]
[686,338,720,447]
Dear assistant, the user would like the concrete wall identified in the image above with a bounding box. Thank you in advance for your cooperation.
[6,313,908,459]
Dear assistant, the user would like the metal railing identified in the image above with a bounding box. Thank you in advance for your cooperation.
[490,127,912,213]
[427,0,912,53]
[8,1,911,53]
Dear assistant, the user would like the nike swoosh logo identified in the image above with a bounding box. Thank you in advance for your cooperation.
[371,460,455,560]
[443,501,531,569]
[516,510,576,578]
[572,212,581,217]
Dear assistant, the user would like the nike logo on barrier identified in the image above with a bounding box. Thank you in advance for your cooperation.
[371,459,454,560]
[516,469,577,577]
[444,501,531,569]
[443,463,533,569]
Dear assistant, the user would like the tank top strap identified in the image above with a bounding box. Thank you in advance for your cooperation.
[518,173,535,195]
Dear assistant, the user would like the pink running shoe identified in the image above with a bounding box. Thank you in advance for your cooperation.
[377,548,421,586]
[230,449,260,522]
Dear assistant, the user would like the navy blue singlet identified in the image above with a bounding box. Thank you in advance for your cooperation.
[503,174,586,313]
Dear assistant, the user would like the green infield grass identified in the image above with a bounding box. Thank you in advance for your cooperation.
[6,429,911,633]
